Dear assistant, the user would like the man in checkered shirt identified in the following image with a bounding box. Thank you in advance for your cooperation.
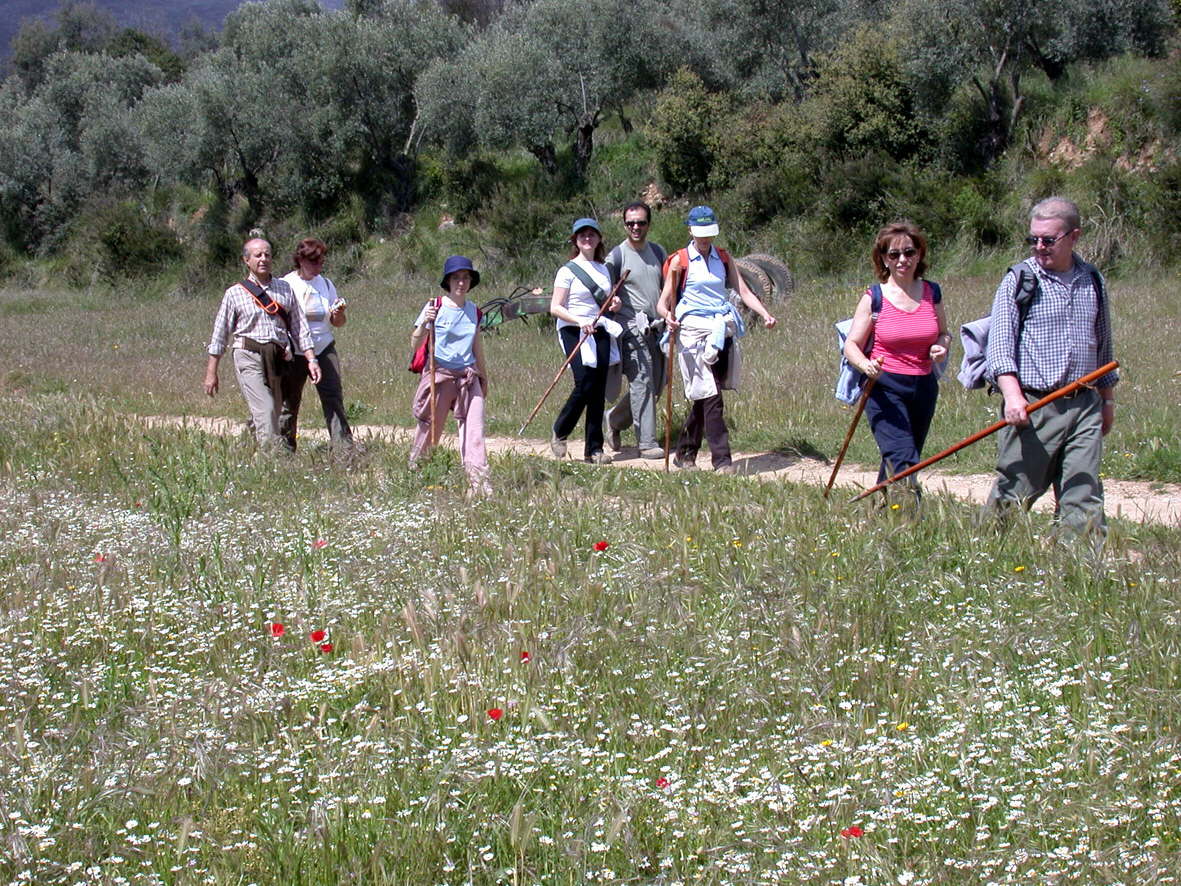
[204,238,322,451]
[985,197,1118,536]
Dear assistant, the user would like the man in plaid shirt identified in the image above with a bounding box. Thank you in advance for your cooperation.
[985,197,1117,536]
[204,238,322,451]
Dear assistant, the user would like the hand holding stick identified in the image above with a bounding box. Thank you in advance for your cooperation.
[849,361,1119,503]
[518,271,629,436]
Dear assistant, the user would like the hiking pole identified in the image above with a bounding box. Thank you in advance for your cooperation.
[427,322,437,448]
[824,376,876,498]
[849,360,1119,503]
[518,271,629,436]
[664,266,683,472]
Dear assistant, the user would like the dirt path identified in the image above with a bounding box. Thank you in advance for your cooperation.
[146,416,1181,528]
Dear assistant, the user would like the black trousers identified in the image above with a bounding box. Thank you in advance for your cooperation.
[279,342,354,450]
[553,325,611,458]
[676,340,732,468]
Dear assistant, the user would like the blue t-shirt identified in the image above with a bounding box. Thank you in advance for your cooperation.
[415,299,478,370]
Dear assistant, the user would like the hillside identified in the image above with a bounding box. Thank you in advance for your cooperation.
[0,0,344,61]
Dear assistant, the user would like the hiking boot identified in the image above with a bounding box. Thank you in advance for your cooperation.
[587,451,612,465]
[549,433,567,458]
[639,447,665,460]
[607,427,622,452]
[672,452,697,471]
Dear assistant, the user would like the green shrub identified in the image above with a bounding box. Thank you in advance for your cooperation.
[648,68,728,194]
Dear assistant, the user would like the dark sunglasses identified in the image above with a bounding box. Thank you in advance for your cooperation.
[624,220,649,228]
[1025,233,1069,248]
[885,247,918,260]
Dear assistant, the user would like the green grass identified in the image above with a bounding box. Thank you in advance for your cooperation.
[1,258,1180,882]
[2,258,1179,481]
[0,389,1179,884]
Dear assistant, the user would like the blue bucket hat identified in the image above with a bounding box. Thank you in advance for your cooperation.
[686,205,719,237]
[440,254,480,291]
[570,217,602,237]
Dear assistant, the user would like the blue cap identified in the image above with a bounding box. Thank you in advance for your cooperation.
[686,205,719,237]
[571,217,602,236]
[440,254,480,291]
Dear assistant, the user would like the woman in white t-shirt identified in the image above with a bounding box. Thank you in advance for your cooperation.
[280,237,354,450]
[548,218,621,463]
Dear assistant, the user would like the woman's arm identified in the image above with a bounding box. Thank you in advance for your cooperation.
[410,301,438,348]
[657,255,680,331]
[929,299,950,363]
[728,260,776,328]
[843,293,881,378]
[550,285,593,333]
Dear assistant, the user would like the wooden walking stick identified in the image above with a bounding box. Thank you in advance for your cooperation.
[427,321,437,447]
[518,271,629,435]
[824,376,876,498]
[849,361,1119,503]
[663,266,683,472]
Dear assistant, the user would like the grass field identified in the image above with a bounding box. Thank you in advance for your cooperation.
[1,261,1180,884]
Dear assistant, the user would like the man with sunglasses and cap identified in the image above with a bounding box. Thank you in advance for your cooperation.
[604,201,667,459]
[984,196,1117,537]
[204,237,321,452]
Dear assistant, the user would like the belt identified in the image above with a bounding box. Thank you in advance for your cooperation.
[1023,385,1093,399]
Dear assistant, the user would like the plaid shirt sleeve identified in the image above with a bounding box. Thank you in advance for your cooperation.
[985,268,1021,381]
[207,288,238,356]
[1093,268,1117,389]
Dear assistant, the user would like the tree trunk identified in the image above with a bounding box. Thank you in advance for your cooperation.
[573,114,595,181]
[529,142,558,176]
[972,74,1009,166]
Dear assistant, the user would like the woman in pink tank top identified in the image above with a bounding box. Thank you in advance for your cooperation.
[842,221,951,500]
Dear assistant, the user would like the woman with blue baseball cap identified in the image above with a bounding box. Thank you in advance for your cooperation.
[548,217,623,463]
[408,255,491,494]
[657,206,777,473]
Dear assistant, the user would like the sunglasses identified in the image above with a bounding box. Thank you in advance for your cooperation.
[885,247,918,260]
[624,220,649,228]
[1025,233,1070,248]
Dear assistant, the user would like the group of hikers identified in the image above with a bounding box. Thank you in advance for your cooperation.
[204,195,1117,537]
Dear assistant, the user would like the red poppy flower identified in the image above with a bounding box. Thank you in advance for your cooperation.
[309,629,326,643]
[270,623,285,637]
[593,540,609,552]
[319,642,333,654]
[487,708,503,721]
[94,554,107,563]
[133,500,143,508]
[840,825,864,838]
[312,539,328,550]
[520,651,531,663]
[655,776,670,789]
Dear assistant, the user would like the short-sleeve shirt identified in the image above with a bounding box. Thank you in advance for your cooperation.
[415,299,478,370]
[605,241,665,319]
[553,258,611,328]
[282,271,340,355]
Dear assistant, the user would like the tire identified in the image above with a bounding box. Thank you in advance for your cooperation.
[743,253,795,302]
[734,258,773,303]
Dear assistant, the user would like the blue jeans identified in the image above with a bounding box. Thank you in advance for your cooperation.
[864,370,939,485]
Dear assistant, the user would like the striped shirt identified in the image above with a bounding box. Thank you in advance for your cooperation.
[207,276,313,357]
[870,282,940,375]
[986,255,1116,392]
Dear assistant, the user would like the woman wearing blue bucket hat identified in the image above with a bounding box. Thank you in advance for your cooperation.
[548,218,623,463]
[408,254,491,494]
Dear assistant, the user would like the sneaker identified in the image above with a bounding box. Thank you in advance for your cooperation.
[639,447,665,460]
[587,451,612,465]
[607,427,622,452]
[672,452,697,471]
[549,433,567,458]
[714,463,736,475]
